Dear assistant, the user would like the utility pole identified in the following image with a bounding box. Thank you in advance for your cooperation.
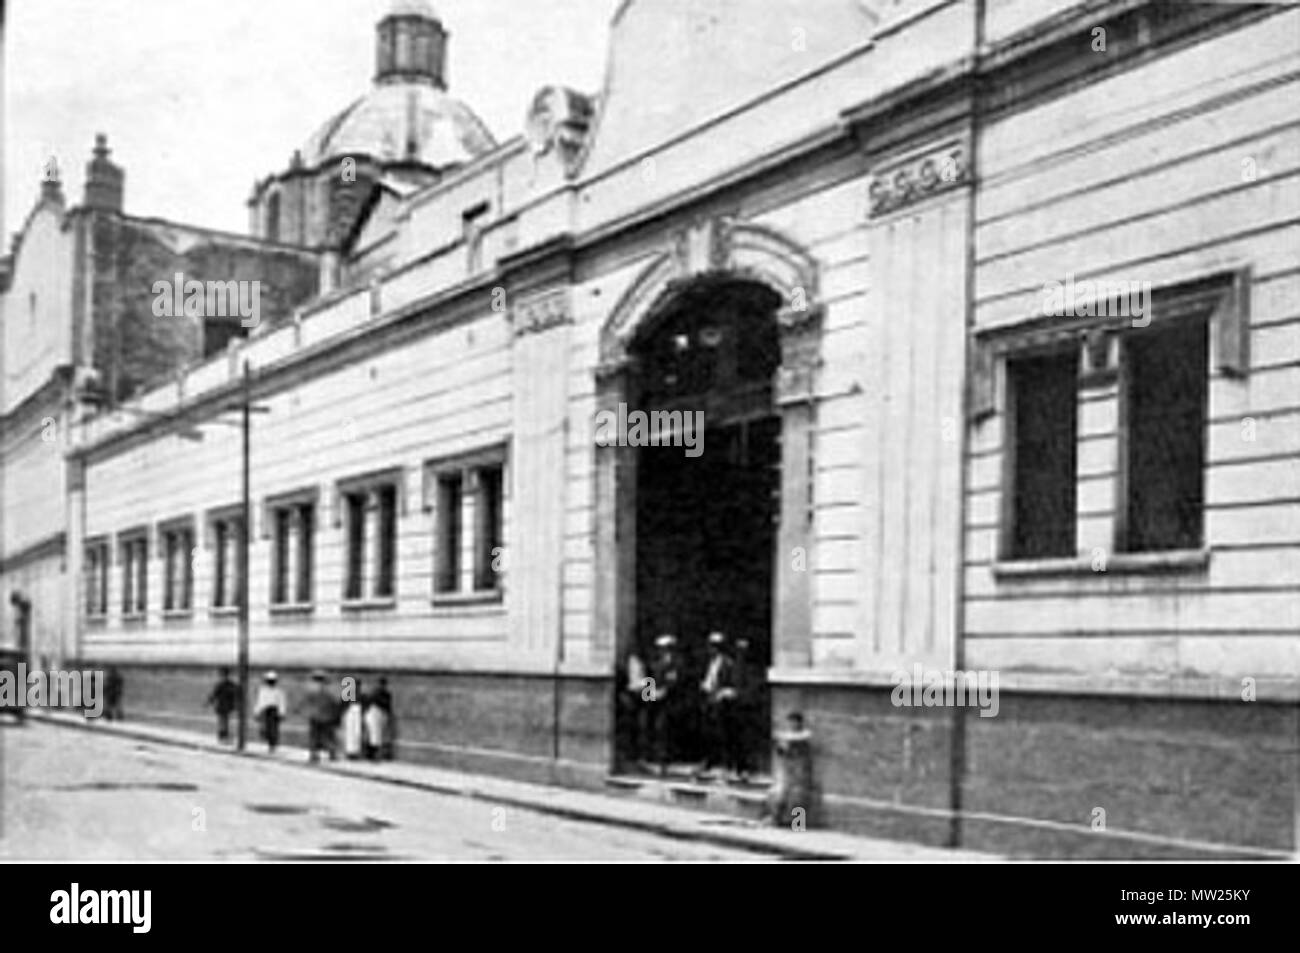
[237,360,251,750]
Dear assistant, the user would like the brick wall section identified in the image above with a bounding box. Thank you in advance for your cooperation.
[775,683,1296,857]
[72,662,612,787]
[962,693,1298,859]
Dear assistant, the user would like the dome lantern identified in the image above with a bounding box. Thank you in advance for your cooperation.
[375,0,448,90]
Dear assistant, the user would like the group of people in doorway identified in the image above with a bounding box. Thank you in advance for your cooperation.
[206,668,395,762]
[618,630,760,781]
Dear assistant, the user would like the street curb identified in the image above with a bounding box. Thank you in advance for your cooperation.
[28,712,856,861]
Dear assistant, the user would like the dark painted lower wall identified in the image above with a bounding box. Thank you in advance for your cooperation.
[63,662,1297,857]
[73,661,615,791]
[771,682,1297,858]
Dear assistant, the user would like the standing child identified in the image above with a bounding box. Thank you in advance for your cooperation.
[765,711,813,828]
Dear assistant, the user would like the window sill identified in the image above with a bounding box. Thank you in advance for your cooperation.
[432,590,503,608]
[210,606,241,618]
[269,602,315,616]
[993,548,1211,579]
[121,613,147,623]
[341,598,396,612]
[85,615,108,626]
[162,609,194,620]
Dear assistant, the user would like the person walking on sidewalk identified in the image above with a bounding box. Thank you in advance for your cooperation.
[253,671,287,753]
[206,667,239,743]
[103,666,124,721]
[304,670,340,763]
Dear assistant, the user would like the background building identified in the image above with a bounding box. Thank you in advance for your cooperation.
[0,138,319,674]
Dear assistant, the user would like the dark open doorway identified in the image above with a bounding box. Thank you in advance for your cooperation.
[614,279,781,776]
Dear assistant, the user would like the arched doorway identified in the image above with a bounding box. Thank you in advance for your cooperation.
[595,218,824,779]
[629,279,780,771]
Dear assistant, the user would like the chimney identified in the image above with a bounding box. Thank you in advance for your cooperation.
[83,133,124,212]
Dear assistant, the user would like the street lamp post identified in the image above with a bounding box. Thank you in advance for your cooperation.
[237,360,252,751]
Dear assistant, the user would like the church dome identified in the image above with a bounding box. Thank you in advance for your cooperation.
[302,84,496,168]
[300,1,496,169]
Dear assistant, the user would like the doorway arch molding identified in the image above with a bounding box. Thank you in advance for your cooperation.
[591,215,823,680]
[598,216,824,383]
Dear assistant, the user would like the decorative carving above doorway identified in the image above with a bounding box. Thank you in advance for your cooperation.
[600,216,823,373]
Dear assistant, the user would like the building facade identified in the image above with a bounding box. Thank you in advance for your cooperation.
[3,0,1297,857]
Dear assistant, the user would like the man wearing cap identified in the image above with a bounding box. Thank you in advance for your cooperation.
[647,634,681,775]
[253,671,287,753]
[304,670,340,763]
[699,631,739,779]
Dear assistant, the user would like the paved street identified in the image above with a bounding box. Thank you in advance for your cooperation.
[0,721,769,861]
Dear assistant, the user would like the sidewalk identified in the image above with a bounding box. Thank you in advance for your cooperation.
[30,710,993,862]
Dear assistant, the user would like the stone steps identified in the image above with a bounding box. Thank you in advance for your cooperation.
[604,766,775,823]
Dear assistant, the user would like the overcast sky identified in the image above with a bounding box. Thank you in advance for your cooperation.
[5,0,617,238]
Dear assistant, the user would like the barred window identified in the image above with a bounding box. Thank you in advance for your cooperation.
[119,532,148,616]
[162,523,195,612]
[270,497,315,607]
[1121,316,1208,553]
[84,539,109,618]
[474,464,504,592]
[344,491,367,601]
[339,473,401,605]
[434,472,462,595]
[1005,350,1078,560]
[428,448,506,599]
[993,275,1227,566]
[210,512,245,610]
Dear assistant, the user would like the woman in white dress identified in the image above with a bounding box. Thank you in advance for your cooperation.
[367,677,394,760]
[342,679,365,759]
[364,698,389,761]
